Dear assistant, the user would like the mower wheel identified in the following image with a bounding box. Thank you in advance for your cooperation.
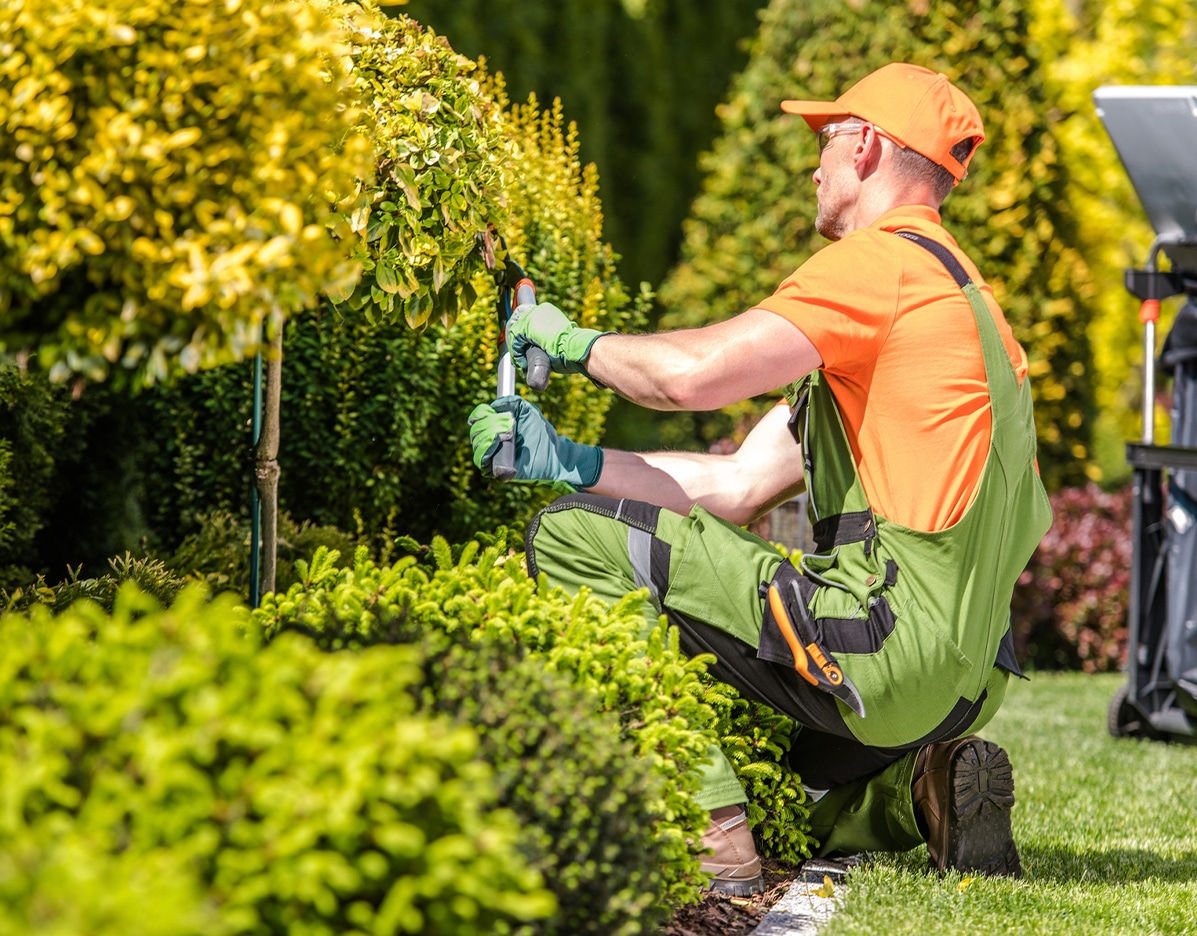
[1108,681,1149,739]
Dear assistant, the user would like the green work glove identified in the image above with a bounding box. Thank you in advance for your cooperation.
[508,301,608,377]
[468,396,603,489]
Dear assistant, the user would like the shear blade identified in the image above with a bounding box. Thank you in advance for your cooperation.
[783,581,867,719]
[829,677,867,719]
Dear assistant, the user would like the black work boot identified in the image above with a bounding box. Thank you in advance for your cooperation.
[911,736,1022,877]
[699,804,764,896]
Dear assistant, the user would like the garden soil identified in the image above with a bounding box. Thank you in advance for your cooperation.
[660,859,799,936]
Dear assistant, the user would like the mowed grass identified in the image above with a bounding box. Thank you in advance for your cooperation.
[823,672,1197,936]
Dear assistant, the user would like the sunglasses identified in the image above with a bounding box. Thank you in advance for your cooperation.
[816,120,904,155]
[816,121,864,153]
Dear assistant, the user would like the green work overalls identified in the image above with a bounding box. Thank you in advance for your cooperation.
[525,232,1052,854]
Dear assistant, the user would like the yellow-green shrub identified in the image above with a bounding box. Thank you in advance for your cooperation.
[0,0,375,386]
[1029,0,1197,480]
[328,6,508,328]
[258,539,709,933]
[256,538,816,875]
[88,88,646,556]
[1,9,647,574]
[254,541,718,925]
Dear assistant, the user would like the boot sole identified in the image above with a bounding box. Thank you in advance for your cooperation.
[706,872,765,897]
[943,738,1021,877]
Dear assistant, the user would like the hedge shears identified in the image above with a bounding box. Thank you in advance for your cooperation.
[491,254,550,480]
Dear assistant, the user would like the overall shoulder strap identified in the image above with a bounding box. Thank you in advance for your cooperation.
[894,230,971,287]
[891,229,1019,417]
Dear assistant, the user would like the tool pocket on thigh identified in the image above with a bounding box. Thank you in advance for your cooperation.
[759,558,898,658]
[757,559,870,718]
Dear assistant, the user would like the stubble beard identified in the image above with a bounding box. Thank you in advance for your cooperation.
[814,172,850,242]
[815,198,847,242]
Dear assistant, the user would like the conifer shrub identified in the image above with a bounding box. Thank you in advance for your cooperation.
[0,511,362,609]
[0,552,188,615]
[0,585,554,935]
[162,509,364,600]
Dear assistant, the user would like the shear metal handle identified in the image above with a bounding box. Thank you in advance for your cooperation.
[492,279,549,481]
[492,357,518,482]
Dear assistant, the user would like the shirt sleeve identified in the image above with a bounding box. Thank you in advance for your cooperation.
[753,233,902,376]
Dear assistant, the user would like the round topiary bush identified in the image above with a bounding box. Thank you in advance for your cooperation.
[0,0,375,386]
[5,12,650,574]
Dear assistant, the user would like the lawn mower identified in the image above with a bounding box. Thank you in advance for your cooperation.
[1095,85,1197,743]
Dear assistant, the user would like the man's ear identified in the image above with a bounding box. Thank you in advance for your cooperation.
[853,124,885,179]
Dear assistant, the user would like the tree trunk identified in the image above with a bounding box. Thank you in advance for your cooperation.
[254,329,283,600]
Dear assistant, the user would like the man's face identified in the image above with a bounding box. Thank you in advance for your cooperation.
[812,125,861,242]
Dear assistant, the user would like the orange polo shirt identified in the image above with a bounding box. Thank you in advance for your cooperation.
[754,205,1029,533]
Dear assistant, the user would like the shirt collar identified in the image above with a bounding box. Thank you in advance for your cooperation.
[871,204,942,231]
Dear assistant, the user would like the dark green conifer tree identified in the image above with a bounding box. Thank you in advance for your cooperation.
[660,0,1096,489]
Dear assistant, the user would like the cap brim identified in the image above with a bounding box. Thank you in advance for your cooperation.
[779,99,848,132]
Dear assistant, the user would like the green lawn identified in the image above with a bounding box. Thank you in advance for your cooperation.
[823,673,1197,936]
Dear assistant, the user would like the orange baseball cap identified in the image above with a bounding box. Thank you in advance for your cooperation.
[780,63,984,181]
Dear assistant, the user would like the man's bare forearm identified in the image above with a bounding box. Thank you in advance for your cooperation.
[584,405,807,526]
[585,310,822,413]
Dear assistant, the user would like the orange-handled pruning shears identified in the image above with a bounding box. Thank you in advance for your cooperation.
[767,582,866,718]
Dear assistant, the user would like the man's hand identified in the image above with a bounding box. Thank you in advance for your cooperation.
[507,301,607,376]
[468,396,603,489]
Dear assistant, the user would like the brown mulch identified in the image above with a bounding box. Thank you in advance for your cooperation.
[658,858,801,936]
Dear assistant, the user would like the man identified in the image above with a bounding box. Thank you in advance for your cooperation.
[468,63,1051,894]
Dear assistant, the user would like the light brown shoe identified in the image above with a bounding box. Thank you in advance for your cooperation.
[912,736,1022,878]
[700,804,764,895]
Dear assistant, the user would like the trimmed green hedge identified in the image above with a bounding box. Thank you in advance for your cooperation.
[0,362,73,582]
[255,536,816,867]
[0,585,554,935]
